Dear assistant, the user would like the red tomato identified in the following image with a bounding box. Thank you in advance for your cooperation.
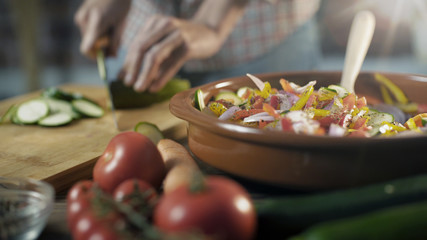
[72,209,124,240]
[153,176,257,240]
[66,180,95,231]
[67,180,94,203]
[113,178,157,202]
[93,131,166,193]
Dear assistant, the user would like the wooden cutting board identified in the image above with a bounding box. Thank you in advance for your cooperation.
[0,84,187,193]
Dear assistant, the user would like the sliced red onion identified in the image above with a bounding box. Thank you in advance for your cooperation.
[243,112,275,123]
[246,73,265,91]
[218,106,240,121]
[291,80,317,94]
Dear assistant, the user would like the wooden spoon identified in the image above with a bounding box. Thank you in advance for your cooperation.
[340,11,376,93]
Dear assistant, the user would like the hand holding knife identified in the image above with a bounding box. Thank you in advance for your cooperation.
[95,36,119,130]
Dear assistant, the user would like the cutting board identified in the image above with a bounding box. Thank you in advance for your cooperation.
[0,84,187,193]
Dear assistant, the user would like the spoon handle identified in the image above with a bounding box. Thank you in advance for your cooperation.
[340,11,376,93]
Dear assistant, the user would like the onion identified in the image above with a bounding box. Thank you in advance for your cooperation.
[246,74,265,91]
[218,106,240,121]
[243,112,275,123]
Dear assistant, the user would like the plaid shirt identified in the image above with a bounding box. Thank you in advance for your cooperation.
[122,0,321,72]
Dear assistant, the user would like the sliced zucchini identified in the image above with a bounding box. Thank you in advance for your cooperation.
[38,112,73,127]
[71,99,104,118]
[44,97,80,119]
[134,121,164,145]
[0,105,17,124]
[42,87,82,101]
[215,91,243,106]
[367,110,394,127]
[328,85,349,98]
[194,89,205,111]
[16,99,49,124]
[367,110,395,136]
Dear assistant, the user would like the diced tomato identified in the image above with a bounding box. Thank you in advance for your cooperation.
[281,117,293,132]
[270,95,280,110]
[342,93,356,111]
[318,113,341,128]
[263,103,280,119]
[232,109,264,120]
[252,96,264,109]
[356,96,367,109]
[348,129,370,137]
[259,120,271,129]
[280,78,295,94]
[352,117,367,130]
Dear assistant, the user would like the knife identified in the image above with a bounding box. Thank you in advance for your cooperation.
[96,44,119,130]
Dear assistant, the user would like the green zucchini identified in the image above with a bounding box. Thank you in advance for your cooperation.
[15,99,49,124]
[215,90,243,105]
[71,99,104,118]
[255,174,427,234]
[288,200,427,240]
[134,121,164,145]
[194,89,205,111]
[38,112,73,127]
[41,87,82,101]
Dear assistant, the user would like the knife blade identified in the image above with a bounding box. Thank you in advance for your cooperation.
[96,48,119,130]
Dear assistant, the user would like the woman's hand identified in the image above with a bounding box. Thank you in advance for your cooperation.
[74,0,130,58]
[121,16,224,92]
[121,0,248,92]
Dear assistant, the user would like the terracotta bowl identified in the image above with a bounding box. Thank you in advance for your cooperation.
[169,71,427,191]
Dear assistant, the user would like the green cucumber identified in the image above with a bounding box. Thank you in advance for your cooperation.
[44,97,80,119]
[15,99,49,124]
[38,112,73,127]
[194,89,205,111]
[134,121,164,145]
[255,174,427,234]
[71,99,104,118]
[289,200,427,240]
[215,91,243,105]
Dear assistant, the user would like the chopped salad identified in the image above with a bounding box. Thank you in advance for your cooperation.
[195,73,427,137]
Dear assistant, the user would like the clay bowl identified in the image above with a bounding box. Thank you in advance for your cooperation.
[169,71,427,191]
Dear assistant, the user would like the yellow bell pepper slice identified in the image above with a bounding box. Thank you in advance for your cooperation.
[290,86,314,111]
[375,73,409,104]
[255,82,272,99]
[209,102,227,117]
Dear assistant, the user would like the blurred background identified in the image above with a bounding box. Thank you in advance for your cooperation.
[1,0,426,100]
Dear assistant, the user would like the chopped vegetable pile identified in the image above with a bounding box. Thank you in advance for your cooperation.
[0,87,104,127]
[195,73,427,137]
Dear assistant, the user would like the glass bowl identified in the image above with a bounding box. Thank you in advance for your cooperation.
[0,177,55,240]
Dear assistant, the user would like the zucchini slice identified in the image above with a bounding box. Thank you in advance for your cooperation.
[16,99,49,124]
[215,91,243,106]
[134,121,164,145]
[45,97,80,119]
[71,99,104,118]
[0,104,17,124]
[38,112,73,127]
[194,89,206,111]
[367,110,394,126]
